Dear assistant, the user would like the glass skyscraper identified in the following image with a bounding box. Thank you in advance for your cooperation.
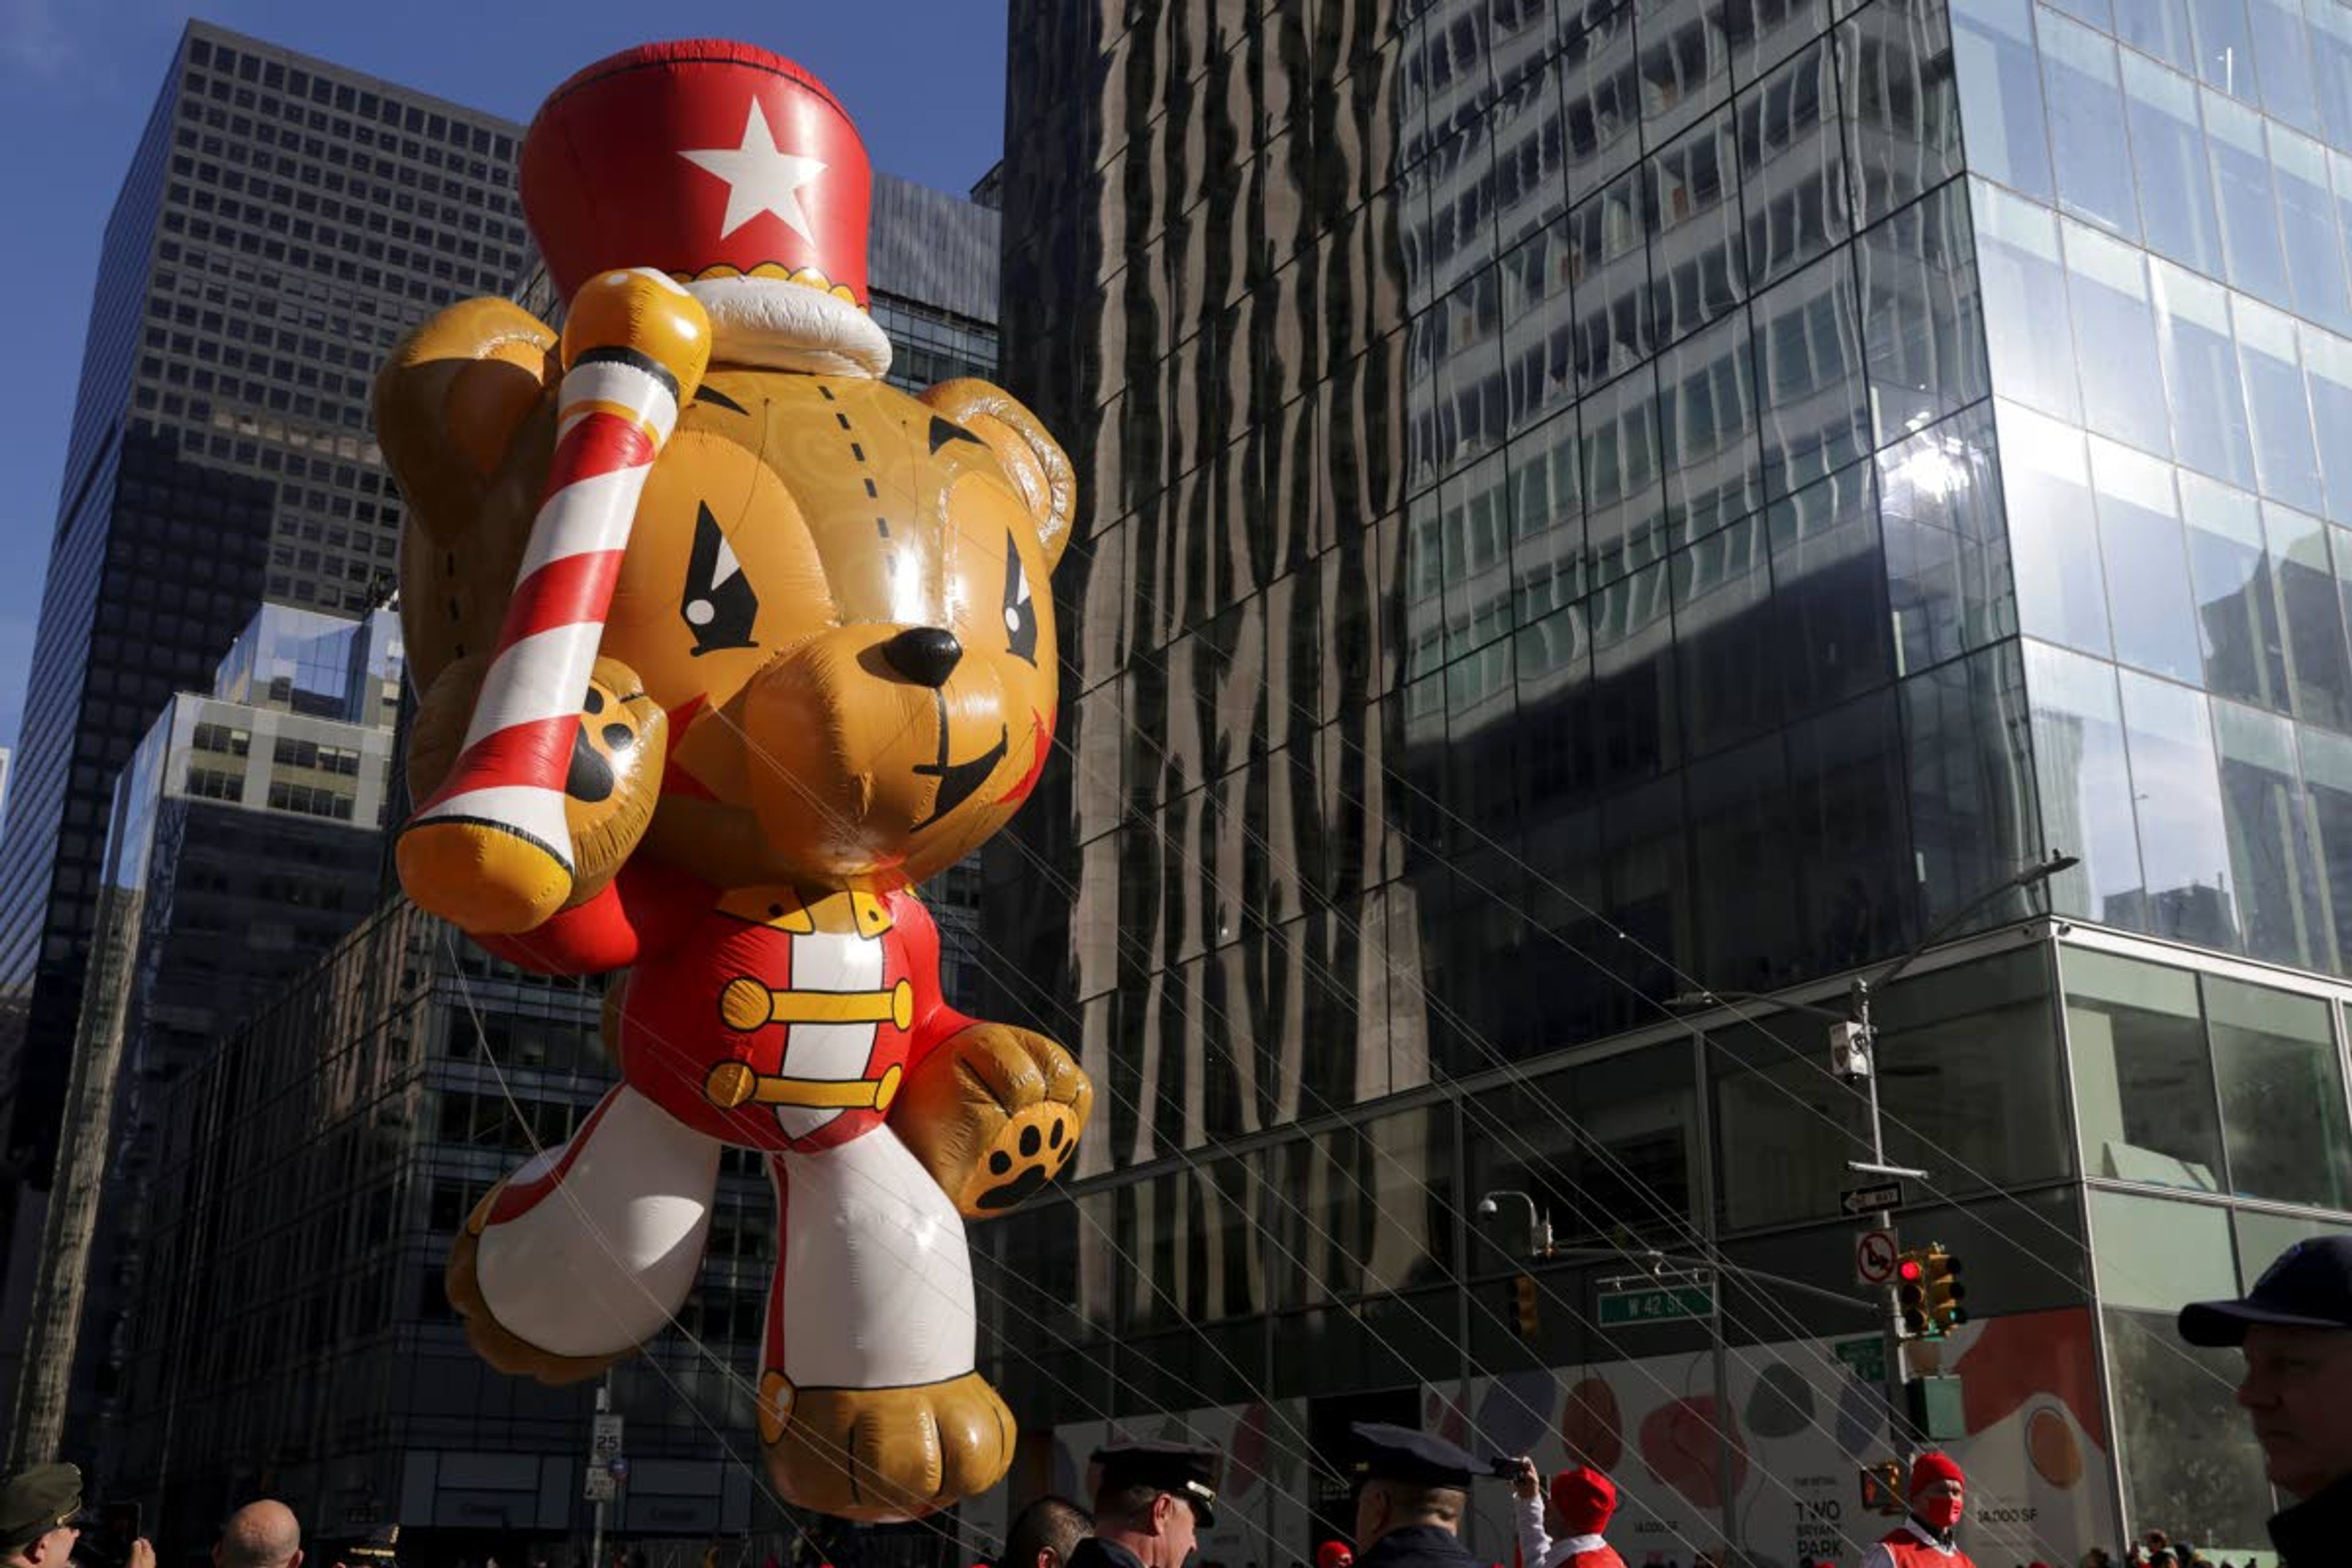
[0,21,524,1304]
[980,2,2352,1562]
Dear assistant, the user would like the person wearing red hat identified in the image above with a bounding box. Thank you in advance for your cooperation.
[1858,1453,1974,1568]
[1316,1544,1354,1568]
[1506,1458,1624,1568]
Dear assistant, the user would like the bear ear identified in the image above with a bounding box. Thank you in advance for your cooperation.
[919,378,1076,575]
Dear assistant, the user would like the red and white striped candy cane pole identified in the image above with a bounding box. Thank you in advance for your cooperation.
[398,268,710,935]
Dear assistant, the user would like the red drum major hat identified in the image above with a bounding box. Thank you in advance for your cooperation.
[519,39,892,379]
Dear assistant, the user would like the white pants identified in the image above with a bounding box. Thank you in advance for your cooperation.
[473,1085,720,1357]
[768,1128,977,1388]
[470,1084,977,1387]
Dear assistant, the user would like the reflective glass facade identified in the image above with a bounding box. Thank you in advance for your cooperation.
[1951,0,2352,976]
[985,0,2352,1563]
[995,0,2016,1166]
[0,22,523,1260]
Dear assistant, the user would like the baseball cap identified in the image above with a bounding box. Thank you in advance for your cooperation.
[2179,1234,2352,1346]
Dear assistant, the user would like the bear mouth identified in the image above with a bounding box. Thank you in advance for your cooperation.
[911,702,1009,829]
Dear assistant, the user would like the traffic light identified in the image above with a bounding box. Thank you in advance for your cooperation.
[1511,1273,1540,1339]
[1895,1245,1965,1338]
[1923,1245,1966,1335]
[1896,1248,1931,1338]
[1859,1460,1906,1515]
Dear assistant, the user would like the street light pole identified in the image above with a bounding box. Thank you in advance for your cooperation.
[1847,975,1913,1457]
[1674,851,2078,1463]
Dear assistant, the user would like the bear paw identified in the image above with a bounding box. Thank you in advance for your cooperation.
[759,1370,1013,1521]
[891,1022,1092,1218]
[397,656,663,931]
[968,1099,1082,1212]
[560,663,665,903]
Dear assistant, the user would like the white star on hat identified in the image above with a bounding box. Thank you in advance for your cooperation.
[679,99,826,243]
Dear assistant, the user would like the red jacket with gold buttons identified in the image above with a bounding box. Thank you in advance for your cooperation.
[482,859,974,1152]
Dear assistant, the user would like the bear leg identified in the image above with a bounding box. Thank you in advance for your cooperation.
[447,1084,721,1382]
[755,1130,1014,1518]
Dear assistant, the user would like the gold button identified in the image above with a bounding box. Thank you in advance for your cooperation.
[719,976,771,1031]
[704,1062,757,1109]
[873,1064,903,1115]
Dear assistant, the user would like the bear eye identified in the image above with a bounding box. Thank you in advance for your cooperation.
[1001,533,1038,666]
[682,502,760,657]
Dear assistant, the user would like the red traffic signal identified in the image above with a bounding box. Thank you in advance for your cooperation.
[1896,1248,1932,1337]
[1894,1245,1964,1338]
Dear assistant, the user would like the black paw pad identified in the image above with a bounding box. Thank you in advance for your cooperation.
[971,1108,1080,1213]
[566,725,616,802]
[567,686,646,804]
[974,1164,1051,1212]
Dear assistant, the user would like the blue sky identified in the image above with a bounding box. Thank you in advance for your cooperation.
[0,0,1009,754]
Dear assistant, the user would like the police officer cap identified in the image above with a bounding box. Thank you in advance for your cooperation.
[0,1464,85,1552]
[1348,1423,1491,1489]
[1092,1441,1218,1526]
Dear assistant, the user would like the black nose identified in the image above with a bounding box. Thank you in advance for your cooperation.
[881,627,963,688]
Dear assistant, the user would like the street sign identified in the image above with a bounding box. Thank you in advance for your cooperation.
[1854,1228,1899,1286]
[1833,1335,1886,1385]
[1597,1284,1714,1326]
[588,1411,625,1506]
[1840,1181,1905,1218]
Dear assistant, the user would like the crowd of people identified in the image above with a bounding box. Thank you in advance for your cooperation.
[7,1235,2347,1568]
[0,1483,398,1568]
[2074,1529,2261,1568]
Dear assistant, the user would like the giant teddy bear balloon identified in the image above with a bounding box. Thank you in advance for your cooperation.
[372,40,1091,1521]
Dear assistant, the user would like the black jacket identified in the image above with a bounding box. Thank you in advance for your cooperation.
[1064,1540,1147,1568]
[1355,1525,1479,1568]
[2271,1472,2352,1564]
